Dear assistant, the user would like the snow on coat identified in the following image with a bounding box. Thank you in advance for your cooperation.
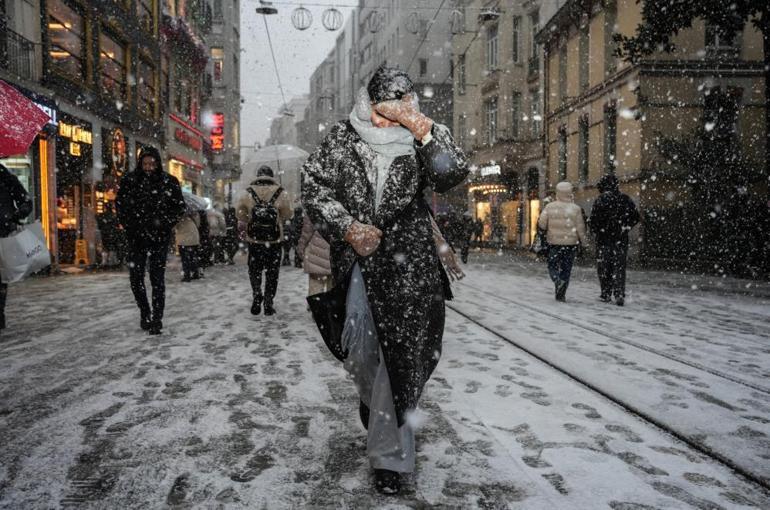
[206,208,227,237]
[175,213,200,247]
[235,176,292,245]
[298,215,332,276]
[538,182,587,246]
[302,120,468,423]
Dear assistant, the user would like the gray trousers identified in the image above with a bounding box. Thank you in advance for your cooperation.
[341,264,415,473]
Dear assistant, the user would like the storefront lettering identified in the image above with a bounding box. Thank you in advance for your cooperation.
[69,142,81,156]
[210,113,224,152]
[59,122,93,144]
[174,128,203,152]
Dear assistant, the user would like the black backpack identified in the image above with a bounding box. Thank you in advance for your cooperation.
[246,186,283,242]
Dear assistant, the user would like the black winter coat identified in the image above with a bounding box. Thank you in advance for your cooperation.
[589,190,640,244]
[116,151,185,245]
[0,165,33,238]
[302,121,468,423]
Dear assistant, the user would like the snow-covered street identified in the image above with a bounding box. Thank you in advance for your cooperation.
[1,254,769,509]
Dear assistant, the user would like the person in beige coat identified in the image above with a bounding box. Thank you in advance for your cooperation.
[538,181,587,301]
[175,211,201,282]
[297,214,333,296]
[236,166,292,315]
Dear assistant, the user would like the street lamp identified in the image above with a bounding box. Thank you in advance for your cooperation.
[255,0,277,15]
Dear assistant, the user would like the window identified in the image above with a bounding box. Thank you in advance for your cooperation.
[528,11,540,75]
[604,102,617,174]
[137,59,157,117]
[211,47,224,81]
[485,97,498,145]
[213,0,223,20]
[558,43,567,102]
[510,91,521,139]
[512,16,521,63]
[419,58,427,77]
[530,89,542,137]
[487,24,498,71]
[136,0,154,33]
[578,115,589,183]
[604,0,617,77]
[558,126,568,181]
[47,0,85,80]
[705,23,740,59]
[579,26,590,92]
[457,54,466,95]
[99,31,127,101]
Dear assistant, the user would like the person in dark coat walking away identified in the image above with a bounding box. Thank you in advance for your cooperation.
[0,164,33,331]
[223,205,238,264]
[236,166,292,315]
[197,209,213,268]
[207,206,227,264]
[302,67,468,495]
[589,174,640,306]
[538,181,587,301]
[290,206,304,268]
[459,212,475,263]
[116,147,185,335]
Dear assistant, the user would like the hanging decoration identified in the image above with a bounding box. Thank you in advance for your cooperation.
[450,9,464,35]
[406,11,421,35]
[322,8,343,31]
[291,6,313,31]
[367,10,384,33]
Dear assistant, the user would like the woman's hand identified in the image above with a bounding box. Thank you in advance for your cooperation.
[373,96,433,140]
[344,221,382,257]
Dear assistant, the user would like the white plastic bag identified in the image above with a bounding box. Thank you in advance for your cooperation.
[0,221,51,283]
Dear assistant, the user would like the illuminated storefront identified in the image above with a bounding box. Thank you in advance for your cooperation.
[167,113,206,194]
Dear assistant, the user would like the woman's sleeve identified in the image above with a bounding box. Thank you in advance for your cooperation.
[415,124,469,193]
[301,124,355,241]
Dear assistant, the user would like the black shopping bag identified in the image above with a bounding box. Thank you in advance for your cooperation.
[307,282,348,362]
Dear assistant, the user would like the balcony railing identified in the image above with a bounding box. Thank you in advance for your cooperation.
[1,29,40,82]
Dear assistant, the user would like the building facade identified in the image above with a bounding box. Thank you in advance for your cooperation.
[2,0,166,266]
[538,0,766,267]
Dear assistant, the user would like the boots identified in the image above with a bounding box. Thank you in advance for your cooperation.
[251,297,262,316]
[555,280,568,302]
[374,469,401,495]
[263,302,276,316]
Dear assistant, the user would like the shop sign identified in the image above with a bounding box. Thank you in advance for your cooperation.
[11,84,58,128]
[69,142,81,156]
[110,129,128,177]
[174,127,203,152]
[480,164,501,177]
[210,113,224,152]
[59,122,93,144]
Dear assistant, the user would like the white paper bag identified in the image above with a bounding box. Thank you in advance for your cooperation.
[0,221,52,283]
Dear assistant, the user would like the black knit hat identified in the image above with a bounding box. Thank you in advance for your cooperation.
[257,165,274,178]
[367,66,414,104]
[597,174,619,193]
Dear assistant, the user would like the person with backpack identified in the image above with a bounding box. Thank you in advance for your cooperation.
[236,165,291,316]
[589,174,640,306]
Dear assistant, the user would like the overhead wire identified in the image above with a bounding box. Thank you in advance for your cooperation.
[405,0,446,74]
[261,14,289,112]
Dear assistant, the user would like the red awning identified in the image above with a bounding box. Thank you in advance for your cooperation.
[0,80,51,158]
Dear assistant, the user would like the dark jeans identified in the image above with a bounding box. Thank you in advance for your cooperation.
[548,245,578,286]
[460,241,470,263]
[179,246,199,278]
[128,239,169,321]
[212,236,226,263]
[248,243,282,304]
[597,240,629,299]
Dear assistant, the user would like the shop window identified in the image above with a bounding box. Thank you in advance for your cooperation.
[136,0,154,33]
[99,31,127,102]
[138,59,157,118]
[530,89,542,138]
[47,0,85,81]
[485,96,498,146]
[604,102,617,174]
[705,23,740,59]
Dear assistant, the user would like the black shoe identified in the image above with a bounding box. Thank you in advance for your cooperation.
[148,320,162,335]
[359,400,370,430]
[0,314,6,330]
[192,272,202,280]
[616,297,625,307]
[599,295,611,303]
[182,275,192,282]
[263,303,276,316]
[555,281,568,301]
[251,299,262,316]
[140,315,152,331]
[374,469,401,495]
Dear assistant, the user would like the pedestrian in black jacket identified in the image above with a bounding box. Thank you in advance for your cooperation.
[116,147,185,334]
[302,67,468,495]
[0,164,33,330]
[589,174,640,306]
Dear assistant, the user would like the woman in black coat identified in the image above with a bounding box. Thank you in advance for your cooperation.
[302,67,468,495]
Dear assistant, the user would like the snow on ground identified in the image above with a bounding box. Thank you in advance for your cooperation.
[0,253,769,508]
